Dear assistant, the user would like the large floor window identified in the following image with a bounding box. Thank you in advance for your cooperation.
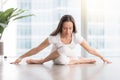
[1,0,120,57]
[2,0,82,57]
[87,0,120,57]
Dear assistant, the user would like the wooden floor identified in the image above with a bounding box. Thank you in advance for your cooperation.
[0,57,120,80]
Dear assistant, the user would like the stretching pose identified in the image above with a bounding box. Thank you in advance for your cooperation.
[11,15,111,65]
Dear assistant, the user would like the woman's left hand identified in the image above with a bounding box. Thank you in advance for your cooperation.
[101,57,112,64]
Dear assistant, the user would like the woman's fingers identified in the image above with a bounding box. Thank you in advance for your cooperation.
[10,58,22,64]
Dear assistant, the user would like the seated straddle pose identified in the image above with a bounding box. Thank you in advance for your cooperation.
[11,15,111,65]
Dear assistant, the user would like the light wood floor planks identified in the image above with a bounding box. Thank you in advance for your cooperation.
[0,57,120,80]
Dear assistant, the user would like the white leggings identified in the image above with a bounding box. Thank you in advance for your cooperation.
[53,46,78,65]
[53,54,70,64]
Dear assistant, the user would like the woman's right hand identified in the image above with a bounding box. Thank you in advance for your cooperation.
[10,58,22,64]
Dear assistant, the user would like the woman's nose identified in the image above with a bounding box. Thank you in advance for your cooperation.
[67,29,69,32]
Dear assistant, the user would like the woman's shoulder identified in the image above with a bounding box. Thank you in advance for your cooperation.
[48,33,59,44]
[73,33,84,43]
[73,33,82,37]
[49,33,59,38]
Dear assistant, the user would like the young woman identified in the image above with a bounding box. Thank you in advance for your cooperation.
[11,15,111,65]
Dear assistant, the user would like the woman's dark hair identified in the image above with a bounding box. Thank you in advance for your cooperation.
[50,15,77,36]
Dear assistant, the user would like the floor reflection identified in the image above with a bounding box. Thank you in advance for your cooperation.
[1,58,120,80]
[80,64,107,80]
[41,64,107,80]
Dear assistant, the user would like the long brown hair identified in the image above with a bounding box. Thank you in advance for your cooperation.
[50,15,77,36]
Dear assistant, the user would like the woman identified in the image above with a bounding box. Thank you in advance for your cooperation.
[11,15,111,65]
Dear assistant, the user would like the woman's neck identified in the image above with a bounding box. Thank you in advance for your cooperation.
[60,33,72,44]
[60,33,72,39]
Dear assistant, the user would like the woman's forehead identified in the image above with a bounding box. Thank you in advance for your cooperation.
[63,22,73,26]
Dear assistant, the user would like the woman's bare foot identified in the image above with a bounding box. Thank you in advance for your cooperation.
[70,58,96,64]
[26,59,44,64]
[87,59,96,64]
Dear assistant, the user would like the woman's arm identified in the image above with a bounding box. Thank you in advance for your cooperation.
[11,38,50,64]
[80,39,111,63]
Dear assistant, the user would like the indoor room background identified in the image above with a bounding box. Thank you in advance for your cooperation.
[0,0,120,58]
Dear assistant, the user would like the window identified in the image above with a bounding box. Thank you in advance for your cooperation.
[16,0,82,57]
[87,0,120,57]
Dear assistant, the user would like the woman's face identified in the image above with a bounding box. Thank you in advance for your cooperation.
[61,21,73,36]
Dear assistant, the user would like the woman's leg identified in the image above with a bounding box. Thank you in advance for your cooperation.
[26,50,60,64]
[69,57,96,64]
